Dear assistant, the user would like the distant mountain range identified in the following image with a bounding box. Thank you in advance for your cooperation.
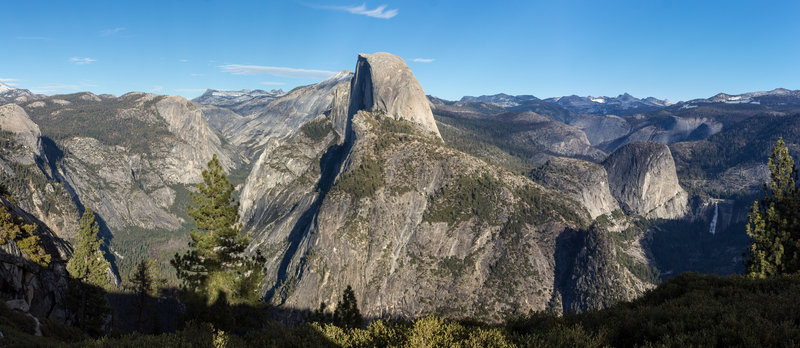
[455,89,800,116]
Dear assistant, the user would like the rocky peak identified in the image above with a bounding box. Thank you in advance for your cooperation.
[603,141,688,219]
[0,83,42,104]
[0,104,42,164]
[348,52,441,138]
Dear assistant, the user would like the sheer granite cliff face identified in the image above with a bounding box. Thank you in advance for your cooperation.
[603,142,688,219]
[349,53,441,139]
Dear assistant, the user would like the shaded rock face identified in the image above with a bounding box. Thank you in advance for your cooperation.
[0,197,72,322]
[603,142,688,219]
[350,53,441,138]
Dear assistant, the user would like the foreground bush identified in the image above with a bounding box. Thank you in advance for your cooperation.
[4,273,800,346]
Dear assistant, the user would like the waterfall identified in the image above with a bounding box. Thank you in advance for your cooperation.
[709,202,719,235]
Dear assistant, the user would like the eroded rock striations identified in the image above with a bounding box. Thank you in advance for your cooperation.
[603,141,688,219]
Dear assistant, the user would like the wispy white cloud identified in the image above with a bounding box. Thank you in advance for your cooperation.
[70,57,97,65]
[190,73,206,77]
[100,27,126,36]
[219,64,337,79]
[179,59,189,63]
[309,3,398,19]
[260,81,285,86]
[413,58,435,63]
[16,36,51,41]
[30,83,80,95]
[0,78,20,86]
[151,86,164,93]
[175,88,206,93]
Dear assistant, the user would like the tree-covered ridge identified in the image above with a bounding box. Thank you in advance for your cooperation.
[23,93,174,153]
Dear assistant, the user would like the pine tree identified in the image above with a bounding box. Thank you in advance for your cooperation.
[746,138,800,277]
[333,285,363,329]
[129,260,154,333]
[171,154,265,305]
[67,207,111,287]
[66,207,111,335]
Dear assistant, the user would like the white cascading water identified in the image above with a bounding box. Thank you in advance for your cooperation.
[709,202,719,235]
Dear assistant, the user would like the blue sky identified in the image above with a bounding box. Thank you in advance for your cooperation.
[1,0,799,102]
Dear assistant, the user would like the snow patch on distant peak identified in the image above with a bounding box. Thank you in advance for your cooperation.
[589,97,606,103]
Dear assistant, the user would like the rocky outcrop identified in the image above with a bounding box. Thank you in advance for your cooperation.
[569,114,630,146]
[0,197,72,322]
[349,53,441,138]
[0,104,42,165]
[603,142,688,219]
[507,112,605,161]
[154,96,239,182]
[534,157,620,219]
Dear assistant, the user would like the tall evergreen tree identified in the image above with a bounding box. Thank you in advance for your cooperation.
[66,207,111,335]
[746,138,800,277]
[333,285,363,329]
[171,154,265,305]
[129,260,154,333]
[67,207,111,286]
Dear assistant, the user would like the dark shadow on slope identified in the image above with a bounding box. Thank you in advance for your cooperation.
[39,136,121,283]
[552,228,584,314]
[265,123,355,304]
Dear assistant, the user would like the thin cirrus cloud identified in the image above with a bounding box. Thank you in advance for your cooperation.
[30,83,80,94]
[219,64,337,79]
[413,58,435,63]
[100,27,126,36]
[70,57,96,65]
[16,36,51,40]
[175,88,207,93]
[309,3,398,19]
[0,78,20,86]
[260,81,285,86]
